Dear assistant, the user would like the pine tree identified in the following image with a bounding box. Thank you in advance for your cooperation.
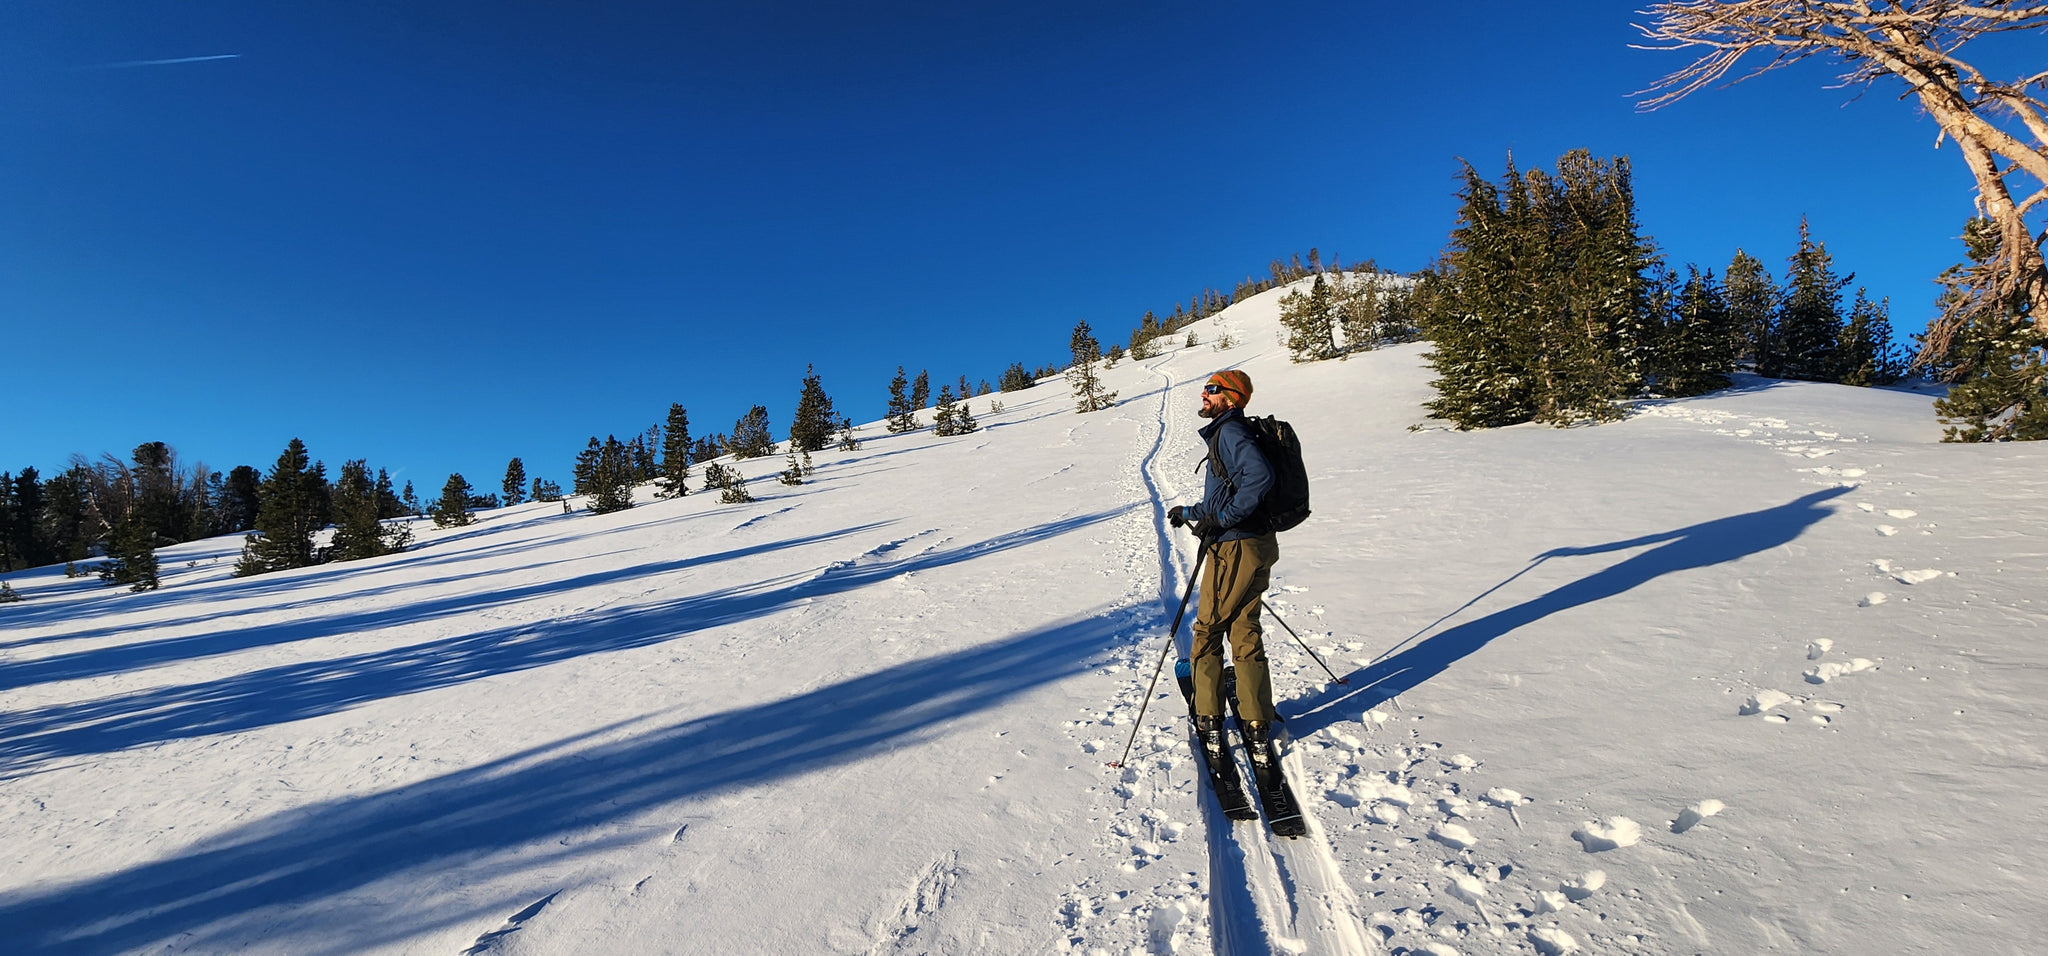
[932,385,959,436]
[779,448,805,485]
[952,394,979,434]
[7,468,52,570]
[1065,320,1117,413]
[1422,160,1543,428]
[728,405,777,459]
[401,480,420,517]
[1838,290,1906,387]
[502,458,527,507]
[331,460,406,560]
[587,436,636,513]
[1776,219,1850,382]
[1725,250,1778,374]
[911,371,930,412]
[885,366,917,432]
[1933,218,2047,440]
[97,515,160,591]
[531,477,563,502]
[236,438,330,576]
[431,473,475,528]
[999,362,1035,392]
[700,461,733,491]
[717,466,754,503]
[1658,266,1737,397]
[658,403,692,497]
[374,468,404,519]
[573,437,601,496]
[1278,272,1340,361]
[0,581,19,603]
[789,364,837,453]
[836,417,862,451]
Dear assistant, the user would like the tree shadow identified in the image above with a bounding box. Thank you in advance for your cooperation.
[0,508,1132,776]
[0,609,1123,953]
[0,524,892,694]
[1288,487,1852,736]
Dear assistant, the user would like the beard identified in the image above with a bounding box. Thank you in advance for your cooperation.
[1197,402,1221,419]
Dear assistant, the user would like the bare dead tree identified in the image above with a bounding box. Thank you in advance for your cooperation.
[1633,1,2048,371]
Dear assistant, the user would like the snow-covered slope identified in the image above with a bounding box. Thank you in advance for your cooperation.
[2,283,2042,955]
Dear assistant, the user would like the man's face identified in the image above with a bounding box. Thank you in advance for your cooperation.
[1198,384,1232,419]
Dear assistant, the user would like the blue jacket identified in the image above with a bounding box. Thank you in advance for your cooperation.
[1191,408,1274,543]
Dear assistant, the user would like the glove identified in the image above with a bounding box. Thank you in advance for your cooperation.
[1190,518,1218,539]
[1167,506,1190,528]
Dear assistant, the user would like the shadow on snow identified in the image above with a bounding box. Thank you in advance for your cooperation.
[0,609,1122,953]
[0,509,1131,776]
[1289,487,1851,735]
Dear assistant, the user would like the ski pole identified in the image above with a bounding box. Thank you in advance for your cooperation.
[1260,598,1347,685]
[1108,541,1210,770]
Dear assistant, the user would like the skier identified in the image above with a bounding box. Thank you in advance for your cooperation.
[1166,369,1282,791]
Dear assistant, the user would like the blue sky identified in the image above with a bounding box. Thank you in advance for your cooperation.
[1,2,1994,491]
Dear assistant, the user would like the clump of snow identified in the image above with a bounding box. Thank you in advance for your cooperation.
[1572,817,1641,852]
[1741,689,1793,715]
[1673,799,1726,833]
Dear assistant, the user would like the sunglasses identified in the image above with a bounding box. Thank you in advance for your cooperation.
[1203,383,1235,395]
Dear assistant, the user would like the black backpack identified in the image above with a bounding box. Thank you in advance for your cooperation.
[1204,415,1311,535]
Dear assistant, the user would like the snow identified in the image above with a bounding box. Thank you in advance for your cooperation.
[3,280,2046,953]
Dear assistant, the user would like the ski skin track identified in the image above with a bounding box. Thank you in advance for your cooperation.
[1136,354,1372,956]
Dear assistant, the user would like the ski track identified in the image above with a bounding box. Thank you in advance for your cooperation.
[1056,352,1372,956]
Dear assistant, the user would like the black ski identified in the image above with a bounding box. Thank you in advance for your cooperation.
[1216,668,1306,837]
[1235,715,1307,838]
[1175,658,1258,821]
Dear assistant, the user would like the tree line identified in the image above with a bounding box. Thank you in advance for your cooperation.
[1371,149,1907,429]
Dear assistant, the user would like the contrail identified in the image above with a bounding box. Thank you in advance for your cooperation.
[86,54,241,70]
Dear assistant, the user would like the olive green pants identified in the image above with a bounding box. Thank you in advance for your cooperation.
[1190,534,1279,720]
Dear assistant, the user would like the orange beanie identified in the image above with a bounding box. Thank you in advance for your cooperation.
[1207,369,1253,405]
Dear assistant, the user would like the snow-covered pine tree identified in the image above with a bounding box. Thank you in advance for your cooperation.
[658,403,691,497]
[235,438,330,576]
[719,466,754,503]
[728,406,777,459]
[1776,219,1849,382]
[1066,320,1117,413]
[501,458,527,507]
[953,394,979,434]
[885,367,917,433]
[932,385,959,436]
[789,364,837,453]
[1423,160,1543,428]
[431,473,475,528]
[1658,266,1737,397]
[1278,272,1340,361]
[779,449,804,485]
[1725,250,1778,375]
[1838,290,1906,387]
[1932,218,2047,441]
